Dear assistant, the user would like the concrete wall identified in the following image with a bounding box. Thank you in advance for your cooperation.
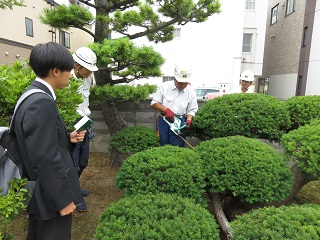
[90,100,205,153]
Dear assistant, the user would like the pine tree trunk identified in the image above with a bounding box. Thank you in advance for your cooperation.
[100,102,128,136]
[211,193,233,239]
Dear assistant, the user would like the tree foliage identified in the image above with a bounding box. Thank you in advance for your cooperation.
[281,121,320,177]
[116,145,207,206]
[283,95,320,131]
[194,136,293,204]
[191,93,291,141]
[0,0,24,10]
[95,193,220,240]
[0,61,83,129]
[40,0,221,85]
[231,204,320,239]
[109,126,159,153]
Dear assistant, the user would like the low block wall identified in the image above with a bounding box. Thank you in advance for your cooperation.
[90,100,205,152]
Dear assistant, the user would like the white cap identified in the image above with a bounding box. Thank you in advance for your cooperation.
[173,65,192,83]
[73,47,98,72]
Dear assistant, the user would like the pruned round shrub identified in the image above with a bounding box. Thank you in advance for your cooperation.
[283,95,320,131]
[191,93,291,141]
[194,136,293,204]
[94,193,220,240]
[109,126,160,166]
[109,125,160,153]
[281,122,320,177]
[116,145,206,206]
[231,204,320,239]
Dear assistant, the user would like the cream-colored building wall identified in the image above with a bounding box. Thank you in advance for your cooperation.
[0,0,93,65]
[0,0,51,46]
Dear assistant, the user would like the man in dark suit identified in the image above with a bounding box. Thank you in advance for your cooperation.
[14,42,86,240]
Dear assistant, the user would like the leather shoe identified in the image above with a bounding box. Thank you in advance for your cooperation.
[76,202,88,212]
[81,189,89,197]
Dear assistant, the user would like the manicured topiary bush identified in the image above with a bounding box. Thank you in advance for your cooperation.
[191,93,291,141]
[116,145,206,206]
[109,125,160,166]
[109,125,159,153]
[281,122,320,177]
[231,204,320,239]
[94,193,220,240]
[194,136,293,204]
[283,95,320,131]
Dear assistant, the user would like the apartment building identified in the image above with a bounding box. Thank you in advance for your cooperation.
[262,0,320,100]
[0,0,93,65]
[241,0,268,93]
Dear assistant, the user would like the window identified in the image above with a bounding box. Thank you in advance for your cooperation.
[174,28,181,38]
[242,33,252,53]
[162,76,174,82]
[286,0,295,16]
[25,18,33,37]
[302,26,308,47]
[245,0,255,10]
[271,5,278,25]
[59,30,70,48]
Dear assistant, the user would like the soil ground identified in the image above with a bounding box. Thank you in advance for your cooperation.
[2,152,320,239]
[3,152,125,240]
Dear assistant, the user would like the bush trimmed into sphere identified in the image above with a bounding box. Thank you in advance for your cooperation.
[283,95,320,131]
[194,136,293,204]
[281,122,320,177]
[231,204,320,239]
[116,145,207,206]
[94,193,220,240]
[109,125,160,153]
[191,93,291,141]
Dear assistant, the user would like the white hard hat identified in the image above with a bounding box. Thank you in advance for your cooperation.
[173,65,192,83]
[73,47,98,72]
[240,70,254,82]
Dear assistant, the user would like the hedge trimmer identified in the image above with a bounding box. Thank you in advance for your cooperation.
[162,116,194,150]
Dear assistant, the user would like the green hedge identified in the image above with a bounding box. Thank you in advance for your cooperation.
[191,93,291,141]
[0,61,82,129]
[231,204,320,240]
[116,145,206,206]
[283,95,320,130]
[94,193,220,240]
[194,136,293,204]
[109,126,160,153]
[281,122,320,177]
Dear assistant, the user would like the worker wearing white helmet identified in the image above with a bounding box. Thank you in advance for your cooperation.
[231,70,255,93]
[71,47,98,212]
[151,65,198,147]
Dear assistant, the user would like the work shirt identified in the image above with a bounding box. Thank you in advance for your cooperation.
[71,70,93,117]
[230,86,255,93]
[151,81,198,116]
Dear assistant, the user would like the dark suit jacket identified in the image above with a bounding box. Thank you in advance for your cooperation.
[14,80,81,220]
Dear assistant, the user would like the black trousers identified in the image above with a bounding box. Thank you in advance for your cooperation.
[26,214,72,240]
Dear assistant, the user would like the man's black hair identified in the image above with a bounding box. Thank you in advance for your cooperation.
[29,42,74,78]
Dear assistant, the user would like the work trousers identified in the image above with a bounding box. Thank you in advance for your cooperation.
[71,130,90,177]
[156,116,187,147]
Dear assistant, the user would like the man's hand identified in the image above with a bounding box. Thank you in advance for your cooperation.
[60,202,76,216]
[164,108,175,122]
[186,119,192,130]
[70,130,86,143]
